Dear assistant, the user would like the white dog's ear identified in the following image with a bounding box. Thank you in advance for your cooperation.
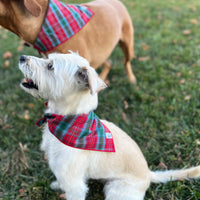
[75,66,107,95]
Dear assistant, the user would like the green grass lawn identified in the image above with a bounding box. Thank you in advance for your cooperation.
[0,0,200,199]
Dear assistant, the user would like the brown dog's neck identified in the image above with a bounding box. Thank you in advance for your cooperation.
[0,0,49,43]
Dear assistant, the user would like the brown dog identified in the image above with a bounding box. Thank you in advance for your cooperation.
[0,0,136,83]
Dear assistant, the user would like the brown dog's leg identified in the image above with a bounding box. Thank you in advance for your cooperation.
[119,40,136,84]
[99,60,112,81]
[120,14,136,84]
[125,60,136,84]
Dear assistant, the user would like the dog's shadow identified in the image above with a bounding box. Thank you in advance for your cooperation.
[86,179,105,200]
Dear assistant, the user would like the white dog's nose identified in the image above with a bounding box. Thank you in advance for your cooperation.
[20,55,27,63]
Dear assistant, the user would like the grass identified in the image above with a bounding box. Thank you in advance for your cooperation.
[0,0,200,199]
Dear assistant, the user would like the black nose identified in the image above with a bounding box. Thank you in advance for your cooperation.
[20,55,27,63]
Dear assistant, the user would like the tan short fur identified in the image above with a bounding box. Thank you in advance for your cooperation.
[0,0,136,83]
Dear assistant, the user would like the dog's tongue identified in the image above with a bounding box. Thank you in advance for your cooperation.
[23,78,38,90]
[26,78,33,83]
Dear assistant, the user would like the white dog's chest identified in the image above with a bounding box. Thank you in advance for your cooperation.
[41,125,72,158]
[40,127,83,176]
[40,125,117,180]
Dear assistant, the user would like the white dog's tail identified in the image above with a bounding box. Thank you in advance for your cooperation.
[150,166,200,183]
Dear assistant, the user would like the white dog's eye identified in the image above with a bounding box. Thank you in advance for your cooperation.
[47,62,54,71]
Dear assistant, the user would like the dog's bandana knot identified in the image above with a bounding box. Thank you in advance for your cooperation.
[33,0,94,52]
[36,111,115,152]
[36,113,55,126]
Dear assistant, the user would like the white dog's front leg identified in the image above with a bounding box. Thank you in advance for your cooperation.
[64,179,88,200]
[51,160,88,200]
[54,174,88,200]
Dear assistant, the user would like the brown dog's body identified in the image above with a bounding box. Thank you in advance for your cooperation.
[0,0,136,83]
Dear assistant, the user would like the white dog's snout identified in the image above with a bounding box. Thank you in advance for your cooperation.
[19,55,34,81]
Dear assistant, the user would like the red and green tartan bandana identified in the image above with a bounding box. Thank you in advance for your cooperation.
[36,111,115,152]
[33,0,94,52]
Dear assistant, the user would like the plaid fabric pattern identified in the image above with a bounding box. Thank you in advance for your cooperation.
[36,111,115,152]
[33,0,94,52]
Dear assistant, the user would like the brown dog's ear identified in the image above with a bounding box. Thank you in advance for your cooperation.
[24,0,42,17]
[75,66,107,95]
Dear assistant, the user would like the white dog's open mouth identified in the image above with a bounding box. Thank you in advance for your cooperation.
[21,78,38,90]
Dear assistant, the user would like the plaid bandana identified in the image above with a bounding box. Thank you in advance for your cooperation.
[33,0,94,52]
[36,111,115,152]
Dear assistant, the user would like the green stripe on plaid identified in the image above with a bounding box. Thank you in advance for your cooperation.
[54,6,74,37]
[68,6,85,27]
[43,21,59,47]
[95,118,105,150]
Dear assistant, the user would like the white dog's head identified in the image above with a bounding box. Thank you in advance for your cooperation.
[19,52,106,114]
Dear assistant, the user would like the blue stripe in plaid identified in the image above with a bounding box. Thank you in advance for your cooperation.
[77,111,92,138]
[78,5,92,19]
[45,18,60,46]
[74,111,93,148]
[50,1,74,38]
[95,118,105,150]
[67,6,85,27]
[34,38,47,52]
[54,115,78,140]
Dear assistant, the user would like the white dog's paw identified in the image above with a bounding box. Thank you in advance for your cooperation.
[50,181,60,190]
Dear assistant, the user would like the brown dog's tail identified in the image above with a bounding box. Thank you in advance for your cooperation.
[150,166,200,183]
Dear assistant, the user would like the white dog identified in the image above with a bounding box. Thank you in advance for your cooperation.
[19,52,200,200]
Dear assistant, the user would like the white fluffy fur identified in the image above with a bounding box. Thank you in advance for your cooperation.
[19,52,200,200]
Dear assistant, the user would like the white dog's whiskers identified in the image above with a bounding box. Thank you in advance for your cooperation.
[19,52,200,200]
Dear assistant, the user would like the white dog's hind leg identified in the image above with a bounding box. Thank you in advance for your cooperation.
[104,179,146,200]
